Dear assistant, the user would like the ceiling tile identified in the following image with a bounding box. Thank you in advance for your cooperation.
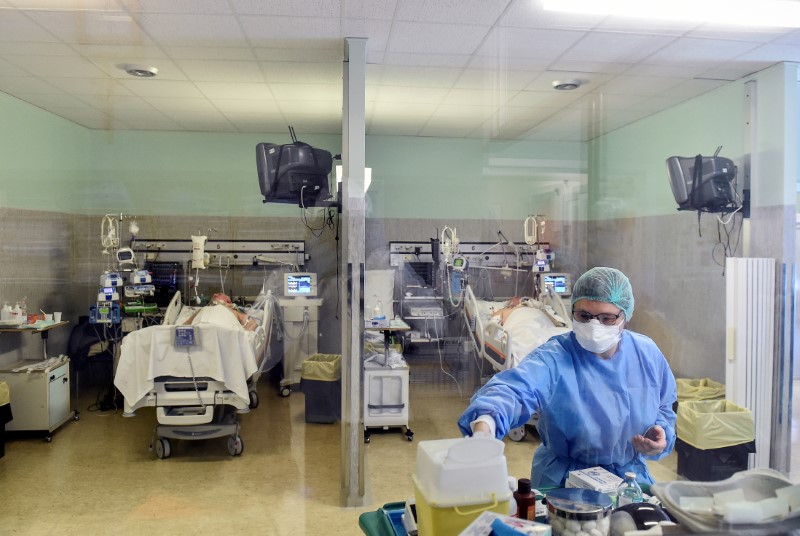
[396,0,510,24]
[261,62,342,84]
[687,25,788,43]
[231,0,340,18]
[341,18,392,51]
[47,77,133,96]
[7,1,117,9]
[0,57,32,76]
[658,78,729,99]
[526,70,613,92]
[72,43,167,61]
[118,0,232,14]
[136,13,245,47]
[121,78,205,98]
[645,37,762,65]
[145,97,218,113]
[269,83,341,102]
[164,46,254,61]
[733,43,800,63]
[78,94,152,112]
[418,120,485,138]
[19,91,99,110]
[595,75,685,96]
[441,88,516,107]
[0,75,61,94]
[467,55,551,71]
[430,104,497,121]
[0,42,77,56]
[344,0,397,20]
[378,65,461,87]
[560,32,676,63]
[24,10,150,45]
[381,52,470,68]
[547,60,630,75]
[388,21,491,55]
[623,63,710,78]
[253,48,342,63]
[505,88,583,108]
[229,117,291,134]
[699,61,774,81]
[0,9,60,41]
[374,85,448,104]
[239,16,341,47]
[476,27,585,61]
[211,98,280,115]
[194,81,272,100]
[174,59,264,83]
[594,16,701,35]
[454,69,539,91]
[5,54,108,78]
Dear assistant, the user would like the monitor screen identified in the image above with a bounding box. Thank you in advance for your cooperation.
[543,273,571,296]
[284,272,318,297]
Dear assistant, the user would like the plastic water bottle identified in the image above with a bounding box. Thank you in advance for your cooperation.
[616,472,643,507]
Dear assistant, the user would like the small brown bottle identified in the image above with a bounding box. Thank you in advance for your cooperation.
[514,478,537,520]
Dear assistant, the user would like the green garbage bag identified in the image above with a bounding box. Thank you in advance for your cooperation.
[676,378,725,402]
[300,353,341,382]
[676,400,754,450]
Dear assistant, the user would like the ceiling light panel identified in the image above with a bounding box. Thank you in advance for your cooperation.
[543,0,800,28]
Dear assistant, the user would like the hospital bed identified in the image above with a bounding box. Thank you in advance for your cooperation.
[463,285,572,372]
[113,290,277,458]
[462,284,572,440]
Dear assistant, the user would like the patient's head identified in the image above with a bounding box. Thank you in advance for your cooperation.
[210,293,232,306]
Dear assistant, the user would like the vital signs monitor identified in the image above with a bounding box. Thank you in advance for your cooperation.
[543,273,571,296]
[283,272,318,298]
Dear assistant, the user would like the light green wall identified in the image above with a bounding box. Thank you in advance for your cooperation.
[0,92,586,220]
[365,136,586,220]
[0,93,91,210]
[589,82,746,220]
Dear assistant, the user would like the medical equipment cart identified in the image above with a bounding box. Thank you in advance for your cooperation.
[0,321,77,441]
[364,320,412,443]
[0,355,77,442]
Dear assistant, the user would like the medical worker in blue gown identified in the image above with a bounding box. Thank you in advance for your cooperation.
[458,267,677,489]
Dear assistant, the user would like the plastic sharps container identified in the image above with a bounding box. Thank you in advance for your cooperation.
[546,488,613,536]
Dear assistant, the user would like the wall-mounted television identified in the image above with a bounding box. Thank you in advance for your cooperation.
[666,154,737,212]
[256,132,332,206]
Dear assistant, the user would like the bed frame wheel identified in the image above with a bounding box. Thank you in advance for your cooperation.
[280,386,291,397]
[227,435,244,456]
[155,438,171,459]
[364,431,371,444]
[405,429,414,442]
[508,426,527,442]
[249,391,259,409]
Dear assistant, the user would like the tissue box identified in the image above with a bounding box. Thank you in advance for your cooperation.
[567,467,622,494]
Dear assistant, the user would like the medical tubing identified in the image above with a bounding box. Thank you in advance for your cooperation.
[184,348,205,408]
[428,316,463,400]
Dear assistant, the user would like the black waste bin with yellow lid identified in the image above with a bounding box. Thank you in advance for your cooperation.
[300,353,341,424]
[675,399,755,481]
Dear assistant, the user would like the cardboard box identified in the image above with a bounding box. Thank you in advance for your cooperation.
[567,467,622,494]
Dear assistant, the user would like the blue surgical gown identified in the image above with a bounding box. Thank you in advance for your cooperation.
[458,330,677,489]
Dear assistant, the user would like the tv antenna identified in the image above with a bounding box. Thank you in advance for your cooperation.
[289,125,297,143]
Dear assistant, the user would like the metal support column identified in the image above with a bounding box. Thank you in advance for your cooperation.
[340,37,368,507]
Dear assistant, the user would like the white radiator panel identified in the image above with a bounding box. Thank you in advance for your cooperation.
[725,257,776,469]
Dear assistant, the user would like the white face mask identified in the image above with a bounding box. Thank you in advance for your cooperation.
[573,319,622,355]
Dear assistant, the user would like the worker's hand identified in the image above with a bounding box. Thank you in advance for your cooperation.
[471,421,493,438]
[632,424,666,456]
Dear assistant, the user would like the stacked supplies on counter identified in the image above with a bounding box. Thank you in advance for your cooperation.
[566,467,622,495]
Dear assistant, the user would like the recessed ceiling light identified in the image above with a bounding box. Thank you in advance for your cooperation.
[552,79,582,91]
[119,64,158,78]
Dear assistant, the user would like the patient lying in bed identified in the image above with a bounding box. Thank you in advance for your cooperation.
[183,293,258,332]
[489,296,570,368]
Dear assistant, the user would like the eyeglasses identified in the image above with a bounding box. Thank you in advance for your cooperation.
[572,309,623,326]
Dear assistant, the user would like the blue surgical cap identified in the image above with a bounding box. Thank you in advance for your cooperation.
[571,267,634,321]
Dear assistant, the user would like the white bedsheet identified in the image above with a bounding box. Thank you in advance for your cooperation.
[114,324,259,406]
[502,306,570,367]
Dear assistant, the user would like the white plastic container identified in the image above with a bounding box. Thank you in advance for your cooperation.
[413,437,512,536]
